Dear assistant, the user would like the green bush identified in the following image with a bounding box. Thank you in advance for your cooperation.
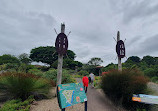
[144,68,157,78]
[151,76,158,83]
[101,69,148,110]
[94,76,101,88]
[0,96,34,111]
[43,68,57,82]
[28,68,43,76]
[78,70,89,76]
[73,74,83,78]
[44,69,76,85]
[37,66,49,71]
[0,72,54,100]
[62,69,76,84]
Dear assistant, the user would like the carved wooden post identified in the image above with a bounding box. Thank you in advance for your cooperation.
[117,31,122,71]
[57,23,65,85]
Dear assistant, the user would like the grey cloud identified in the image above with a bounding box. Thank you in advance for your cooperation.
[123,1,158,23]
[126,34,158,57]
[0,2,57,56]
[127,35,143,47]
[140,34,158,54]
[0,0,158,66]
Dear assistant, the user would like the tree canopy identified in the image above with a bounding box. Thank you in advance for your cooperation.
[18,53,32,64]
[30,46,76,66]
[88,57,103,66]
[125,56,141,63]
[0,54,20,65]
[52,59,83,70]
[104,55,158,80]
[142,55,156,65]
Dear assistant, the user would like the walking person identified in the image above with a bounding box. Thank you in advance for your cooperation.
[89,73,95,88]
[82,74,89,93]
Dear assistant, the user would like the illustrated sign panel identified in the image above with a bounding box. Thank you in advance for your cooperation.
[132,94,158,104]
[55,33,68,55]
[57,83,87,109]
[116,40,125,58]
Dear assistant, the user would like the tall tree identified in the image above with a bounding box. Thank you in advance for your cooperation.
[88,57,103,66]
[18,53,31,64]
[52,59,83,70]
[142,55,156,65]
[30,46,76,66]
[0,54,20,65]
[125,56,141,63]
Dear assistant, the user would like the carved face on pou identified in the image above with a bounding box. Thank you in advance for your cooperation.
[116,40,125,58]
[55,33,68,55]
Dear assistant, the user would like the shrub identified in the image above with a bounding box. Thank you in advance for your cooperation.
[73,74,83,78]
[5,63,19,71]
[44,69,76,85]
[0,96,34,111]
[0,72,54,100]
[78,70,89,76]
[101,69,148,110]
[151,76,158,83]
[94,76,101,88]
[28,68,43,76]
[37,66,49,71]
[62,70,76,84]
[144,68,157,78]
[43,68,57,82]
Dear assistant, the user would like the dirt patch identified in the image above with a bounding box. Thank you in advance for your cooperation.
[30,97,84,111]
[30,87,84,111]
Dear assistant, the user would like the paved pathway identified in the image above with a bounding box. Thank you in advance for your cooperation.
[148,82,158,95]
[76,78,118,111]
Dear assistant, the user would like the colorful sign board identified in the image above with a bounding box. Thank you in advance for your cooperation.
[132,94,158,104]
[57,83,87,109]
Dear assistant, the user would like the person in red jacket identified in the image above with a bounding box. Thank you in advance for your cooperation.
[82,74,89,93]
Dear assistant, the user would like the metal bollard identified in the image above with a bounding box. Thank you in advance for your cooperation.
[85,101,87,111]
[62,108,65,111]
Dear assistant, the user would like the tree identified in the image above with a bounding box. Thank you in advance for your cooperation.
[123,56,141,68]
[88,57,103,66]
[30,46,76,66]
[63,59,82,70]
[125,56,141,63]
[52,59,83,70]
[102,63,117,72]
[18,53,31,64]
[0,54,20,65]
[142,55,156,66]
[144,68,157,77]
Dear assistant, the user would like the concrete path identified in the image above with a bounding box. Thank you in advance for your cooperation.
[148,82,158,95]
[76,78,118,111]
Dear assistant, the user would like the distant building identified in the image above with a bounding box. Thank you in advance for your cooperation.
[96,66,103,76]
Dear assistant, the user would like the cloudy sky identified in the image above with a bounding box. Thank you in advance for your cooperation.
[0,0,158,66]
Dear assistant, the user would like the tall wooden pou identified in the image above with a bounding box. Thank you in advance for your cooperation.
[116,31,125,71]
[55,23,68,85]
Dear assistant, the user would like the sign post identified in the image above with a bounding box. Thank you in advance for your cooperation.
[57,83,87,111]
[55,23,68,85]
[132,94,158,104]
[116,31,125,71]
[55,23,68,111]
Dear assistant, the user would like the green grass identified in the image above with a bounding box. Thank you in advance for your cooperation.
[0,96,34,111]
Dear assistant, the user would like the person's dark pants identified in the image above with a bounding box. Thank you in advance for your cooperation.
[84,86,87,93]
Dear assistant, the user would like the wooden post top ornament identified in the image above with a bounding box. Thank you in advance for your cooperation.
[55,24,68,55]
[116,31,125,58]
